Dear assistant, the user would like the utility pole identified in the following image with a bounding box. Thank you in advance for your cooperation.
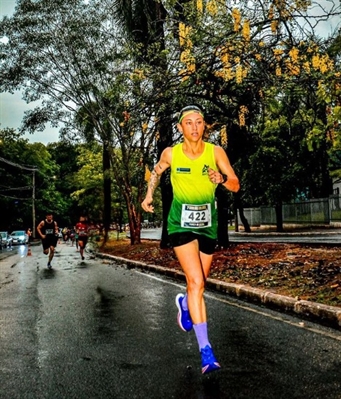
[32,169,36,239]
[0,157,38,235]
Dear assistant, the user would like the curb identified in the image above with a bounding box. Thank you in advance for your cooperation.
[97,253,341,332]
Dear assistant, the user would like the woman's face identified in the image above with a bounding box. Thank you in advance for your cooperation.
[178,112,205,142]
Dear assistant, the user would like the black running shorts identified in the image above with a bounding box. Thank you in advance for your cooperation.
[168,232,216,255]
[42,236,58,250]
[78,235,88,248]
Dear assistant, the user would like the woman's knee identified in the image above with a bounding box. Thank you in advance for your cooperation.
[187,276,205,293]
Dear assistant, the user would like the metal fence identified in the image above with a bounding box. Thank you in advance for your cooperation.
[241,195,341,227]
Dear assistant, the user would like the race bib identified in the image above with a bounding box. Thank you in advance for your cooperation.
[45,229,54,234]
[181,203,212,228]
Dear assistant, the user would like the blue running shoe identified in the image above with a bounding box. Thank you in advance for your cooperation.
[200,345,221,374]
[175,293,193,332]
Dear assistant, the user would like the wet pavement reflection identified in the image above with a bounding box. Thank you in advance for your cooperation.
[0,241,341,398]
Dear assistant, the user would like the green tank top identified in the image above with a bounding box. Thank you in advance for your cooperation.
[167,142,218,239]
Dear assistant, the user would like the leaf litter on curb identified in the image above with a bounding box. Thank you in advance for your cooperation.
[101,240,341,308]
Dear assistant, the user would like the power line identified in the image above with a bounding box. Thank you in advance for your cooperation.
[0,194,32,200]
[0,186,32,191]
[0,156,38,171]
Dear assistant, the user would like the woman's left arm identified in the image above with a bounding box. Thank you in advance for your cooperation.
[214,146,240,193]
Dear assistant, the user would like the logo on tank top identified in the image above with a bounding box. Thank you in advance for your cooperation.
[202,165,210,175]
[176,167,191,174]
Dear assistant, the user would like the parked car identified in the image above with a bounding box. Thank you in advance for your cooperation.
[10,230,29,245]
[0,232,13,248]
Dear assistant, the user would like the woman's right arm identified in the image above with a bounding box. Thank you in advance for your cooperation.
[141,147,172,213]
[37,221,44,238]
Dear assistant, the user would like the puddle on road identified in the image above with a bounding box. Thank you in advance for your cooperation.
[92,286,124,338]
[40,268,56,279]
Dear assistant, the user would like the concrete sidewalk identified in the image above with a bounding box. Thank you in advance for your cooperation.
[230,227,341,245]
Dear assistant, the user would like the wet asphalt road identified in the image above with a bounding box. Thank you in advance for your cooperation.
[1,242,341,399]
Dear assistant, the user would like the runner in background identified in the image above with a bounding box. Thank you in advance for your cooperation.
[75,216,89,261]
[26,228,32,243]
[37,212,59,269]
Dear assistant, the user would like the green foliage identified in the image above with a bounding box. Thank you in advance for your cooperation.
[0,128,62,230]
[1,0,340,236]
[70,144,104,220]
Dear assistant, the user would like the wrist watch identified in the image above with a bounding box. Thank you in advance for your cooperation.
[220,174,228,184]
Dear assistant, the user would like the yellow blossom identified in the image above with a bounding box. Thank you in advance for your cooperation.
[312,55,320,69]
[142,123,148,133]
[236,65,243,83]
[242,20,250,41]
[289,47,299,62]
[220,126,228,147]
[180,50,187,63]
[179,23,193,48]
[232,8,241,31]
[221,52,230,68]
[303,62,311,73]
[220,68,234,81]
[239,105,248,127]
[273,48,284,61]
[145,166,151,182]
[206,0,217,16]
[187,63,196,73]
[271,20,278,33]
[268,4,274,19]
[179,22,186,47]
[286,61,300,75]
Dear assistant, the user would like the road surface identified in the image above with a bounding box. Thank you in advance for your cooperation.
[1,242,341,398]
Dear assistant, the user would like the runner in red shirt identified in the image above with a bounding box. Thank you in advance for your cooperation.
[75,216,89,261]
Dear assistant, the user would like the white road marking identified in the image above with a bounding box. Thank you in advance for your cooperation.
[136,270,341,342]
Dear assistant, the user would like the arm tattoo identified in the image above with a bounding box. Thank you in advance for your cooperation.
[149,170,161,194]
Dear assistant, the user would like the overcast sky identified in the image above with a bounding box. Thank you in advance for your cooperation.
[0,0,340,145]
[0,0,60,144]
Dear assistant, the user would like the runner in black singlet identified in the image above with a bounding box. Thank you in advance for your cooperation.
[37,212,59,269]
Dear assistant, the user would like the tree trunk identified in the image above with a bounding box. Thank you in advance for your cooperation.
[103,142,111,243]
[160,172,173,249]
[234,191,251,232]
[238,207,251,232]
[275,202,284,232]
[156,110,173,249]
[126,200,141,245]
[216,187,230,249]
